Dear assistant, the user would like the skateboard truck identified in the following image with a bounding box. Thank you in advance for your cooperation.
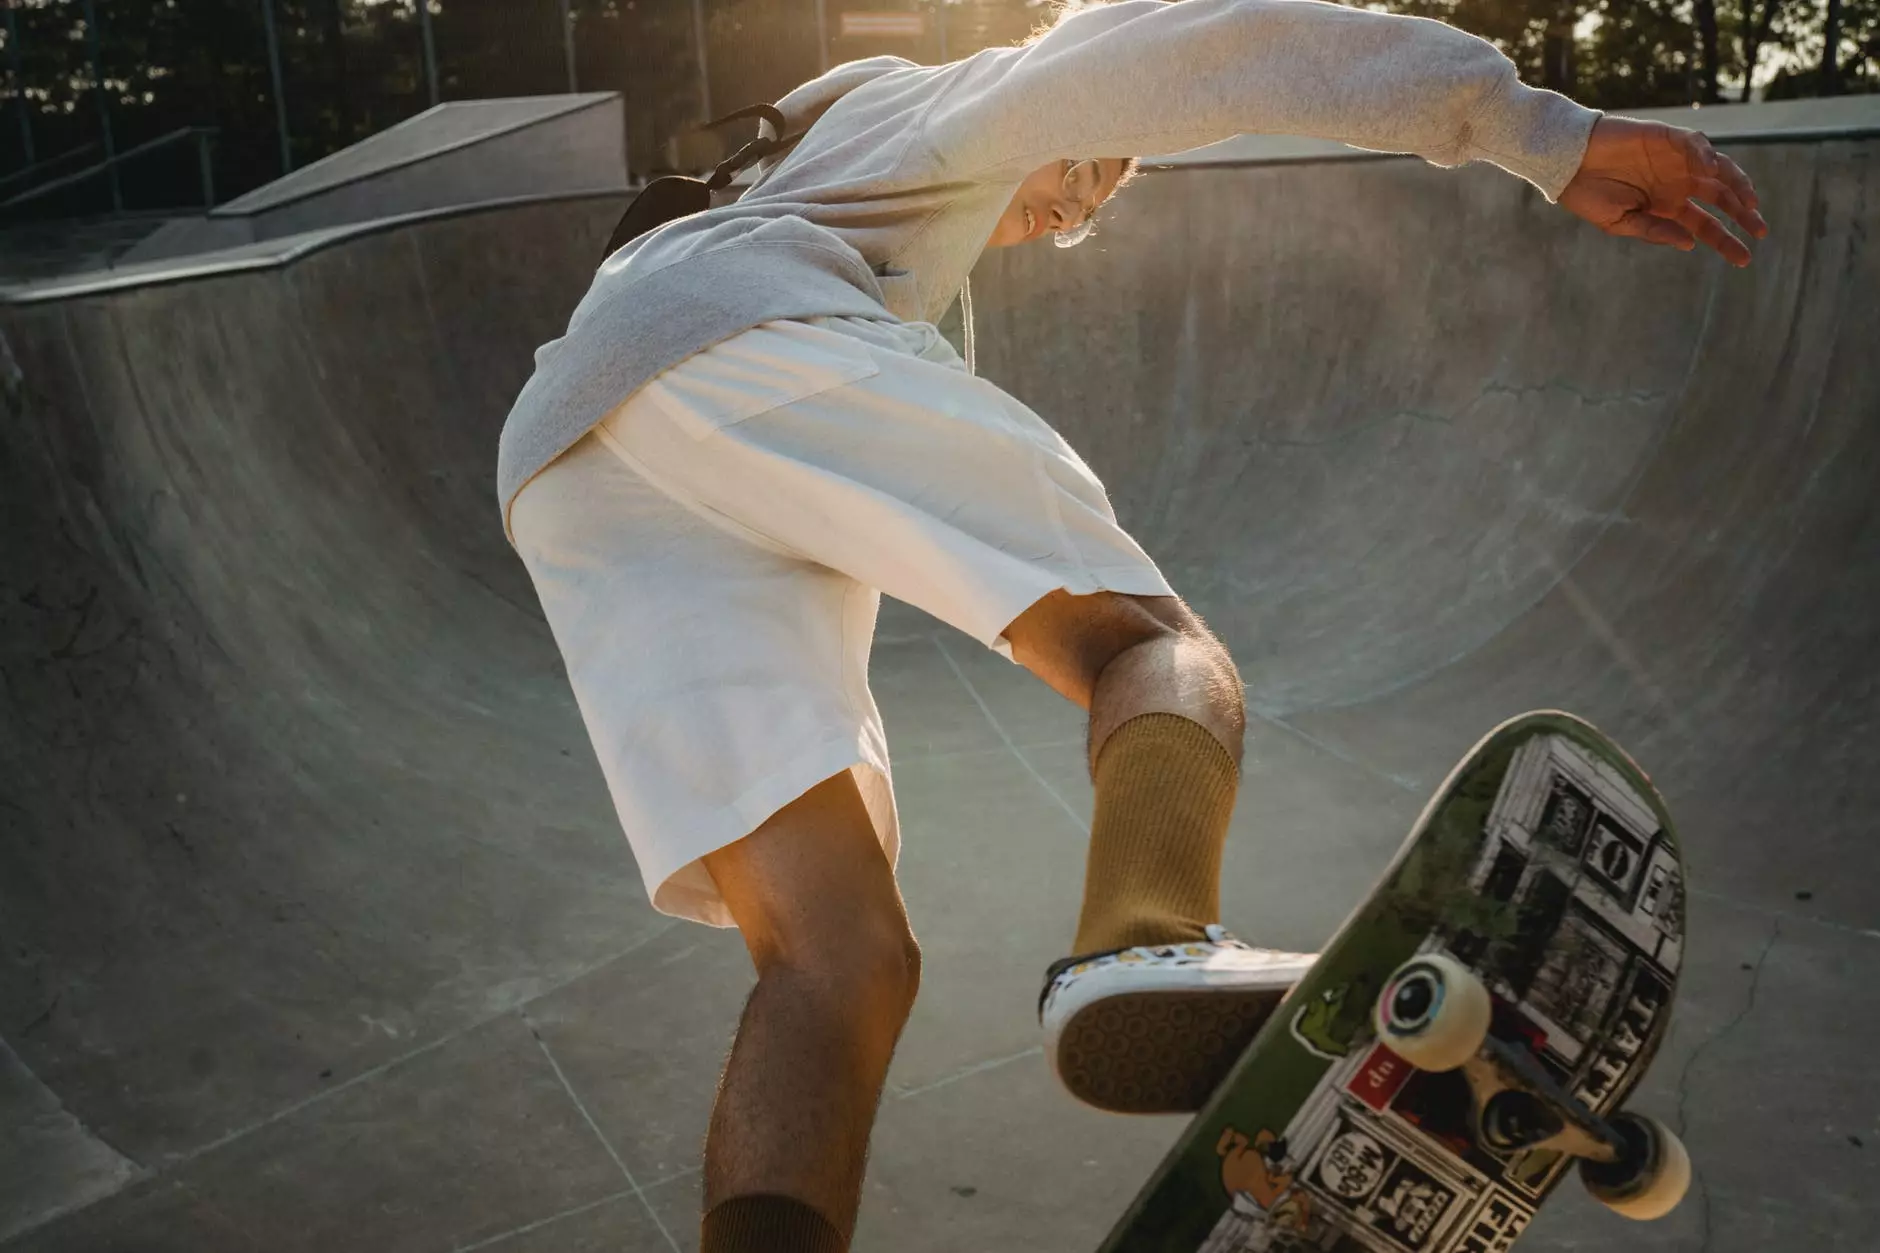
[1376,953,1691,1220]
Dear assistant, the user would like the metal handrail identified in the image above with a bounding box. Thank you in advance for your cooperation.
[1,126,218,212]
[0,141,103,197]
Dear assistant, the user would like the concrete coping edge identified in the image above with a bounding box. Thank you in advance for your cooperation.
[5,124,1875,307]
[212,93,624,219]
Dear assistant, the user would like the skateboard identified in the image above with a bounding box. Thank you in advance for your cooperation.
[1100,711,1690,1253]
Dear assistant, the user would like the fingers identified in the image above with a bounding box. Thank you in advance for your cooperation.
[1607,201,1748,267]
[1675,130,1768,241]
[1640,126,1761,266]
[1609,209,1694,251]
[1710,152,1768,237]
[1690,177,1749,229]
[1688,176,1765,257]
[1672,200,1752,267]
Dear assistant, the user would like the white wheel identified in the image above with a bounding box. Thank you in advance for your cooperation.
[1372,953,1491,1071]
[1580,1113,1691,1220]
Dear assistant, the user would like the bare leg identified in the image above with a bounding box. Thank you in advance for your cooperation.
[699,770,921,1249]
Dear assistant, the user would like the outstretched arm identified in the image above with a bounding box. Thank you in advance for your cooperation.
[1557,117,1768,267]
[923,0,1598,200]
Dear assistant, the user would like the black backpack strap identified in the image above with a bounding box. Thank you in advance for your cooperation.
[701,103,807,191]
[602,176,712,259]
[603,103,807,261]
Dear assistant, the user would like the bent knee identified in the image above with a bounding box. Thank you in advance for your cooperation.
[1129,596,1238,683]
[1134,595,1228,651]
[1005,589,1232,707]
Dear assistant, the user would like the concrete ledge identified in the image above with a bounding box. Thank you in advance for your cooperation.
[1147,94,1880,167]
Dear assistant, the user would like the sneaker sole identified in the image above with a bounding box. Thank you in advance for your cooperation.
[1053,985,1287,1114]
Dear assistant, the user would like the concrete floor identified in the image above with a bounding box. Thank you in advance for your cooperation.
[3,120,1878,1251]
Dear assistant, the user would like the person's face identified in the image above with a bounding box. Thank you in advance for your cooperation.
[986,157,1128,248]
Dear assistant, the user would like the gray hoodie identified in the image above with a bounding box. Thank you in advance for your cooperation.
[497,0,1599,541]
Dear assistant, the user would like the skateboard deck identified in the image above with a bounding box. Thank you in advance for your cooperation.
[1100,711,1687,1253]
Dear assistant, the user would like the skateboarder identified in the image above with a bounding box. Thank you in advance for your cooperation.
[495,1,1765,1249]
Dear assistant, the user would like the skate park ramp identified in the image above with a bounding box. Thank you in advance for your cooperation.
[121,93,627,263]
[2,104,1878,1251]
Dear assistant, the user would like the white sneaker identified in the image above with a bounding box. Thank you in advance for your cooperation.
[1039,925,1318,1114]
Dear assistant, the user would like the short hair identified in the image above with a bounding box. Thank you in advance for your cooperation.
[1023,0,1114,45]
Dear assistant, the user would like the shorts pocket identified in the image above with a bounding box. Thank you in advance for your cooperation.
[642,322,883,440]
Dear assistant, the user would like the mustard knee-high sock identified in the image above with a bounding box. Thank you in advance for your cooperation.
[701,1194,846,1253]
[1072,712,1237,955]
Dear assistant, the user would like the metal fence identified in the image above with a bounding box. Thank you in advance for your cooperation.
[0,0,1045,218]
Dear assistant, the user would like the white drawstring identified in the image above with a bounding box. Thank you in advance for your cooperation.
[959,277,977,376]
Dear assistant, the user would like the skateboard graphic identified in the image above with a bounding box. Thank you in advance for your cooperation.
[1101,711,1689,1253]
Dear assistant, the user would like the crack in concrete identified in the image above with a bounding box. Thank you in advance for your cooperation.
[1676,920,1780,1253]
[1478,379,1669,408]
[1690,885,1880,942]
[1238,405,1456,449]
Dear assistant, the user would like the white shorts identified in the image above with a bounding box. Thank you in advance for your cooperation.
[509,315,1171,926]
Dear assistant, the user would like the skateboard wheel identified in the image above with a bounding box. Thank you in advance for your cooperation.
[1373,953,1491,1072]
[1580,1113,1691,1220]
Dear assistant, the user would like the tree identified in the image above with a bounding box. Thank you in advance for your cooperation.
[1763,0,1880,96]
[571,0,718,175]
[1695,0,1724,100]
[1385,0,1709,108]
[320,0,354,144]
[1383,0,1584,93]
[1738,0,1800,98]
[1824,0,1843,91]
[1576,0,1706,108]
[1851,0,1880,89]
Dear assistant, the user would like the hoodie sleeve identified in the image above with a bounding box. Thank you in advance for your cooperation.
[921,0,1598,201]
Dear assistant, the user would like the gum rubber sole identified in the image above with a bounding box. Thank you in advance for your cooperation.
[1055,987,1287,1114]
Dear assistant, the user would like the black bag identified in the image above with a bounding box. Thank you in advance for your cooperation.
[603,104,805,260]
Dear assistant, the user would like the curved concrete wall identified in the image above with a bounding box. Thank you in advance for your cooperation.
[963,137,1879,920]
[1,130,1875,1248]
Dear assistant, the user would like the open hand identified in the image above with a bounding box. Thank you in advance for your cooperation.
[1558,116,1768,267]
